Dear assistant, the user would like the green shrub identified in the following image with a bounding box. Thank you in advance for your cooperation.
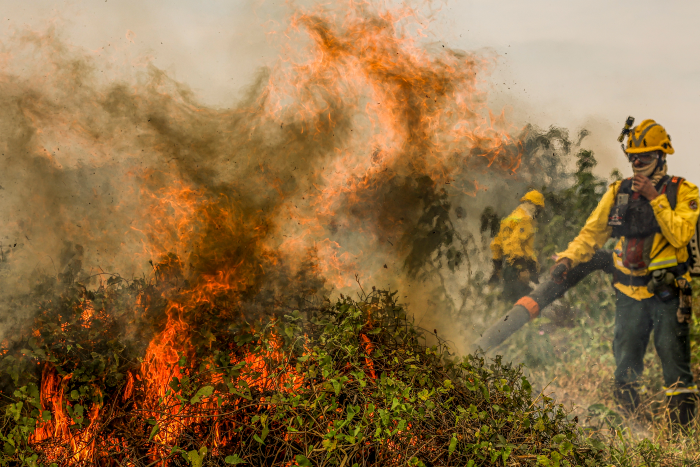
[0,279,605,466]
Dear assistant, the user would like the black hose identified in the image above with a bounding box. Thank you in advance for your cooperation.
[473,305,531,352]
[472,250,613,352]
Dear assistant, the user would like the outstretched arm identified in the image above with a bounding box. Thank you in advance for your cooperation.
[556,182,618,267]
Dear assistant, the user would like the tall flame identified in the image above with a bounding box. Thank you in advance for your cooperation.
[0,1,533,464]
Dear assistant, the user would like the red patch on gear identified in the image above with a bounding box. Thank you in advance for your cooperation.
[690,200,698,211]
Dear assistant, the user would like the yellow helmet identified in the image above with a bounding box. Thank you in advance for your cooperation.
[521,190,545,208]
[626,119,674,155]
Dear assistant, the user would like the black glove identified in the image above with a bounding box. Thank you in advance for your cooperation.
[550,260,570,284]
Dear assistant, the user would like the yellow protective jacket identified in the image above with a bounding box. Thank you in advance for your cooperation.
[557,178,700,300]
[491,203,538,266]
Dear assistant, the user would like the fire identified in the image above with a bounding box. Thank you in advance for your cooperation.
[79,300,95,327]
[32,367,101,463]
[247,2,522,294]
[360,333,377,379]
[8,0,528,464]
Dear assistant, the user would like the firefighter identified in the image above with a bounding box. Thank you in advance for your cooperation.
[489,190,545,303]
[551,119,700,425]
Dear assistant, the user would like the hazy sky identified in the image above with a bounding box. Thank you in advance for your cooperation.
[2,0,699,181]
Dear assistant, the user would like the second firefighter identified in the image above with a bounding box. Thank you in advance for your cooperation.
[490,190,545,303]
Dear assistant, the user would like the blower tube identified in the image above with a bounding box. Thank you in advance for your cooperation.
[472,250,614,353]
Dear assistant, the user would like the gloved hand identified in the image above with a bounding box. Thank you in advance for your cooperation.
[550,258,572,284]
[488,259,502,285]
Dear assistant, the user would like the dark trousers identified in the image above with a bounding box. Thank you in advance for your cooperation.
[502,264,533,304]
[614,290,694,389]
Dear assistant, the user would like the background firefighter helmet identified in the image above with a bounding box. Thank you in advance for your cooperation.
[625,119,674,155]
[520,190,545,208]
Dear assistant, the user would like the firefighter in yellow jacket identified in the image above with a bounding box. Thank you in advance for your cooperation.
[490,190,545,303]
[551,119,700,425]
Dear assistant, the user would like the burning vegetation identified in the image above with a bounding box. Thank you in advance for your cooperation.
[0,1,627,466]
[1,274,605,466]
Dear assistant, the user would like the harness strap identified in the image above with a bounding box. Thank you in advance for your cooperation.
[665,176,684,209]
[613,270,650,287]
[646,176,683,266]
[611,176,686,286]
[612,262,689,287]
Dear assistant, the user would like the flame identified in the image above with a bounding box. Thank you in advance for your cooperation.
[248,2,523,292]
[360,333,377,379]
[79,300,95,327]
[19,0,528,464]
[32,367,101,463]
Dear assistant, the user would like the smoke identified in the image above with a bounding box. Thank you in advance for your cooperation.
[0,2,579,348]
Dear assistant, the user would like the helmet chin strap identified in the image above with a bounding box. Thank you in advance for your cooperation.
[654,153,666,172]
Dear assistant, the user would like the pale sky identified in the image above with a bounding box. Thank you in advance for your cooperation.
[2,0,700,181]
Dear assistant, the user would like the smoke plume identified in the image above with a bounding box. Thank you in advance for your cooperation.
[0,2,571,346]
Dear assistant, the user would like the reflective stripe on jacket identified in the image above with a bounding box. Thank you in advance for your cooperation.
[491,204,538,266]
[557,178,700,300]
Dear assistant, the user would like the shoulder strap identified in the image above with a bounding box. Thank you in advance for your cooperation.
[664,176,684,210]
[656,174,670,189]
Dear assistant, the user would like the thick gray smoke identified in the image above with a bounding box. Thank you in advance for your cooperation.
[0,3,579,348]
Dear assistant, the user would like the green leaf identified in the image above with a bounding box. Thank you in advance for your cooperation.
[6,402,22,421]
[502,446,513,464]
[551,451,562,465]
[448,434,457,454]
[559,440,574,457]
[224,454,247,464]
[190,386,214,404]
[72,404,84,424]
[534,418,546,431]
[295,455,312,467]
[148,424,160,442]
[186,448,207,467]
[586,437,606,450]
[322,438,337,452]
[330,379,341,396]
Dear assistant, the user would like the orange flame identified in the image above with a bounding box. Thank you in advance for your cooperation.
[24,1,526,464]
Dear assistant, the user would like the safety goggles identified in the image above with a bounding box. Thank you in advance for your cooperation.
[626,151,658,164]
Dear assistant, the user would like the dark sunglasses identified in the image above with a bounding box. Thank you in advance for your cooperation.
[627,151,658,164]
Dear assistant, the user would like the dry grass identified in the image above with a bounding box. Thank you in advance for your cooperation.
[478,272,700,466]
